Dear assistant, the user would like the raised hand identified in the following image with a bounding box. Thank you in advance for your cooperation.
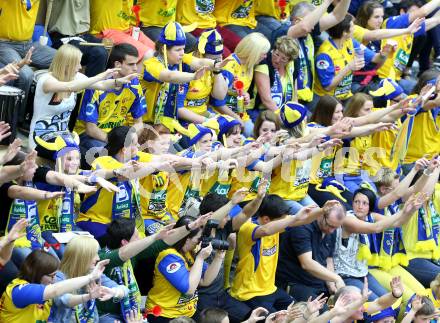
[43,191,65,200]
[231,187,248,204]
[414,157,430,171]
[20,150,38,181]
[428,156,440,171]
[87,281,102,300]
[98,285,116,301]
[0,138,22,165]
[194,66,208,80]
[257,178,269,198]
[390,276,404,298]
[403,192,428,214]
[90,259,110,281]
[19,46,34,67]
[6,218,27,243]
[95,176,120,192]
[293,205,319,225]
[156,223,176,240]
[188,212,212,230]
[198,242,213,260]
[75,182,97,194]
[307,293,328,314]
[246,307,269,323]
[408,17,424,35]
[265,310,288,322]
[0,122,11,142]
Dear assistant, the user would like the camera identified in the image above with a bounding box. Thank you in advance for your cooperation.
[200,219,230,251]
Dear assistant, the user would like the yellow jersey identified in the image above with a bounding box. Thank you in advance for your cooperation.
[255,0,290,20]
[176,0,217,30]
[138,0,177,28]
[0,0,40,41]
[77,156,138,225]
[75,78,146,135]
[214,0,257,29]
[314,38,355,101]
[0,278,52,323]
[141,54,194,123]
[89,0,134,34]
[230,220,278,301]
[146,249,199,318]
[184,66,215,116]
[404,111,440,164]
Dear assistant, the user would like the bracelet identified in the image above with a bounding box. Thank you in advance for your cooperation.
[392,290,402,298]
[185,223,192,231]
[317,144,324,152]
[213,69,221,75]
[424,168,433,176]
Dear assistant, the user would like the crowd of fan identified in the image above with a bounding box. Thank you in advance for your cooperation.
[1,0,440,322]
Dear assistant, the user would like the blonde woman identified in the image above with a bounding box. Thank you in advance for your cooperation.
[219,32,271,137]
[29,44,135,157]
[254,36,299,111]
[51,236,128,322]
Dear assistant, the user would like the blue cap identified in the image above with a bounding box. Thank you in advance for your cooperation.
[159,22,186,47]
[217,115,241,139]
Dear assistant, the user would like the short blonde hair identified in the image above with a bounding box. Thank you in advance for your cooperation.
[375,167,399,188]
[235,33,270,76]
[49,44,82,82]
[60,236,100,279]
[274,36,300,61]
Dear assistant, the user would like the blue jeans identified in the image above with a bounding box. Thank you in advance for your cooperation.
[99,313,123,323]
[256,15,283,40]
[197,290,251,323]
[41,230,65,259]
[343,274,387,301]
[76,221,109,239]
[340,173,377,194]
[404,258,440,288]
[284,195,317,215]
[398,78,416,95]
[243,287,293,314]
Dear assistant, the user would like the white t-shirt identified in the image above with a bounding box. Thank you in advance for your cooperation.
[29,72,87,149]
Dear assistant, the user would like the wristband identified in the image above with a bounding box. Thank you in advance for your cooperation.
[185,223,192,231]
[213,69,221,75]
[424,168,433,176]
[392,290,402,298]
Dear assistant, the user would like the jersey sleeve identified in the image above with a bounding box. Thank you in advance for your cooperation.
[353,25,367,43]
[128,80,147,119]
[354,40,375,64]
[315,53,335,88]
[11,283,46,308]
[238,221,259,243]
[143,59,166,83]
[158,253,190,294]
[385,14,410,29]
[77,89,100,124]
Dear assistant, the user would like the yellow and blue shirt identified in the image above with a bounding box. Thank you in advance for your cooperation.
[230,220,279,301]
[221,53,254,120]
[89,0,134,34]
[0,0,40,41]
[141,54,193,123]
[314,38,375,101]
[214,0,257,29]
[378,14,426,81]
[0,278,52,323]
[176,0,217,30]
[75,78,146,135]
[146,249,207,318]
[77,156,139,226]
[138,0,177,28]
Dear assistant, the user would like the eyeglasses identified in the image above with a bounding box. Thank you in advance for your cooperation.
[323,215,339,230]
[272,50,290,64]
